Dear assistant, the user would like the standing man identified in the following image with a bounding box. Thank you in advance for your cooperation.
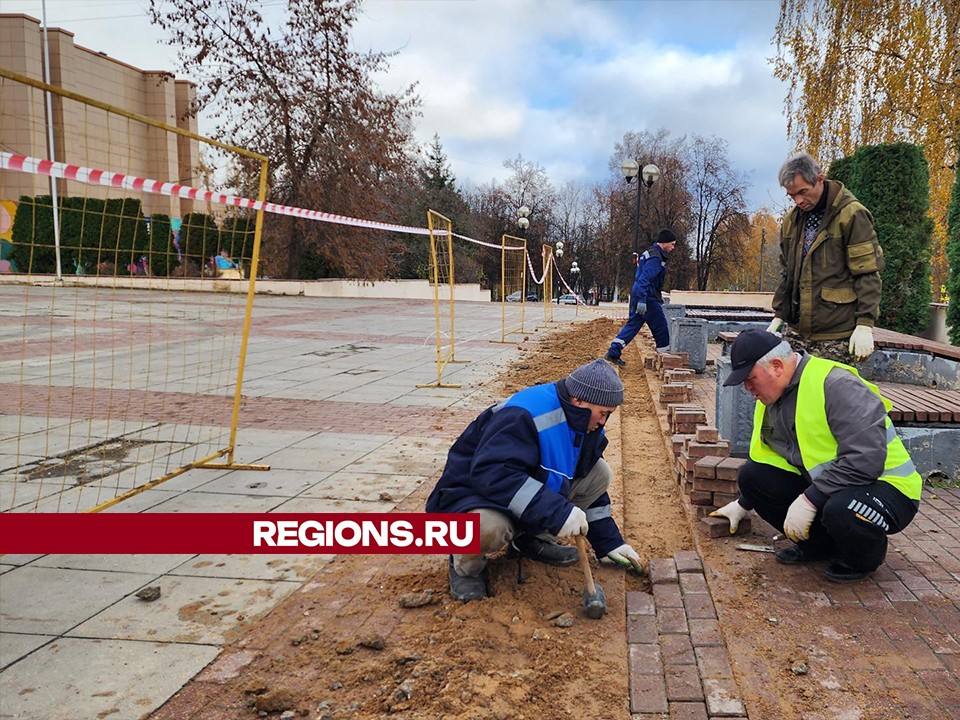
[426,359,645,601]
[604,228,677,367]
[711,329,921,583]
[767,152,884,361]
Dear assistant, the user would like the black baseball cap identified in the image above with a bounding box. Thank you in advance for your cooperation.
[722,329,782,386]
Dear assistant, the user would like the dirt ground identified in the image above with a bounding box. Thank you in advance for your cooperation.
[150,318,943,720]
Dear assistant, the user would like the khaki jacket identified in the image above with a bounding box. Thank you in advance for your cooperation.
[773,181,883,340]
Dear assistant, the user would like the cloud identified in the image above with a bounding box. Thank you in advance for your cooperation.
[4,0,794,210]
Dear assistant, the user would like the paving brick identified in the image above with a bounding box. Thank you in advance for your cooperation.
[653,582,684,608]
[628,614,659,644]
[679,573,709,595]
[660,633,695,665]
[694,646,733,679]
[688,618,724,647]
[692,477,738,494]
[665,664,703,702]
[699,515,751,538]
[657,606,690,634]
[649,557,679,585]
[667,701,709,720]
[703,678,746,717]
[689,490,714,506]
[674,551,703,574]
[630,673,669,714]
[715,456,746,481]
[693,455,723,479]
[627,591,656,616]
[684,593,718,620]
[629,642,663,676]
[695,426,719,443]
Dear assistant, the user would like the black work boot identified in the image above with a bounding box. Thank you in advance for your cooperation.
[774,544,829,565]
[604,352,626,368]
[448,556,488,602]
[825,560,870,583]
[507,535,579,566]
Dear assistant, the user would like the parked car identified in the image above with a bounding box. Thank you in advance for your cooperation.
[506,291,540,302]
[526,293,539,302]
[557,293,584,305]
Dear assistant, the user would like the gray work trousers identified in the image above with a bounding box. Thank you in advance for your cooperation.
[453,458,612,577]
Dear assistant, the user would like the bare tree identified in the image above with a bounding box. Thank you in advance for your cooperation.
[685,136,751,291]
[149,0,420,279]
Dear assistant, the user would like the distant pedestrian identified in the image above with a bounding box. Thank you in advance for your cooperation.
[604,228,677,367]
[426,358,645,602]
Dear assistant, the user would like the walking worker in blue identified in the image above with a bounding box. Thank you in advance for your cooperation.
[604,228,677,367]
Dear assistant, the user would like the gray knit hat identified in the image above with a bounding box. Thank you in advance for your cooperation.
[564,358,624,407]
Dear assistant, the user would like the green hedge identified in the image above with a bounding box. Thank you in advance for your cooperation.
[828,143,933,335]
[10,195,150,275]
[947,157,960,345]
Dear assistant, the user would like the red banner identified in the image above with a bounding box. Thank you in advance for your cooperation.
[0,513,480,554]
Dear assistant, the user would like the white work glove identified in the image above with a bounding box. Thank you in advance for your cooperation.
[607,543,645,574]
[709,500,750,534]
[636,301,647,315]
[783,494,818,542]
[766,317,785,335]
[849,325,874,360]
[558,506,588,537]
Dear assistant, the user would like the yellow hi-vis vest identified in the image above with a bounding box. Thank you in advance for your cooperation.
[749,356,922,501]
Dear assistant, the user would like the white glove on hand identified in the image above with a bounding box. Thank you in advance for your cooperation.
[607,543,645,574]
[636,302,647,315]
[709,500,750,534]
[766,317,785,335]
[849,325,874,360]
[783,494,818,542]
[558,506,588,537]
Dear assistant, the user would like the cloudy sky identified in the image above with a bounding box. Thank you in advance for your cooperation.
[5,0,796,213]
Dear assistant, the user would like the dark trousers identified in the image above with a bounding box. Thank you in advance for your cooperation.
[737,460,918,572]
[607,299,669,357]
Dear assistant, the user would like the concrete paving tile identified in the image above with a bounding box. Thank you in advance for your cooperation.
[192,469,329,497]
[0,637,219,720]
[30,554,195,574]
[0,566,157,634]
[259,446,371,472]
[0,631,54,669]
[143,491,288,513]
[69,574,302,644]
[290,432,392,451]
[298,471,427,503]
[271,496,395,513]
[100,487,184,512]
[0,555,43,567]
[171,554,331,581]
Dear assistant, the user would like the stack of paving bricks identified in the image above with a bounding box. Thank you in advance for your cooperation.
[659,367,696,407]
[627,551,748,719]
[668,410,751,538]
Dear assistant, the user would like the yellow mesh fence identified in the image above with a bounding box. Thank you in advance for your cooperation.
[493,233,527,343]
[417,209,463,388]
[0,68,268,513]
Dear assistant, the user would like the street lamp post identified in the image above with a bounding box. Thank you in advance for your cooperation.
[620,159,661,255]
[517,205,530,235]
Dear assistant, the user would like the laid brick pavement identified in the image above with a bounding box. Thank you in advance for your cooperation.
[633,337,960,718]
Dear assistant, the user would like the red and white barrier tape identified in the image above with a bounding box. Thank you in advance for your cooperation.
[1,151,431,234]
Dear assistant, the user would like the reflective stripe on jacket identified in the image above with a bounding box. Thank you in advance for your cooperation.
[503,384,581,493]
[749,356,921,500]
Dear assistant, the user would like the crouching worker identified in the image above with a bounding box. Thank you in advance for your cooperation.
[711,329,921,583]
[426,358,645,601]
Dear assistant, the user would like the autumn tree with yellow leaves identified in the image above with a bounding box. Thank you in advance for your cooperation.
[773,0,960,296]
